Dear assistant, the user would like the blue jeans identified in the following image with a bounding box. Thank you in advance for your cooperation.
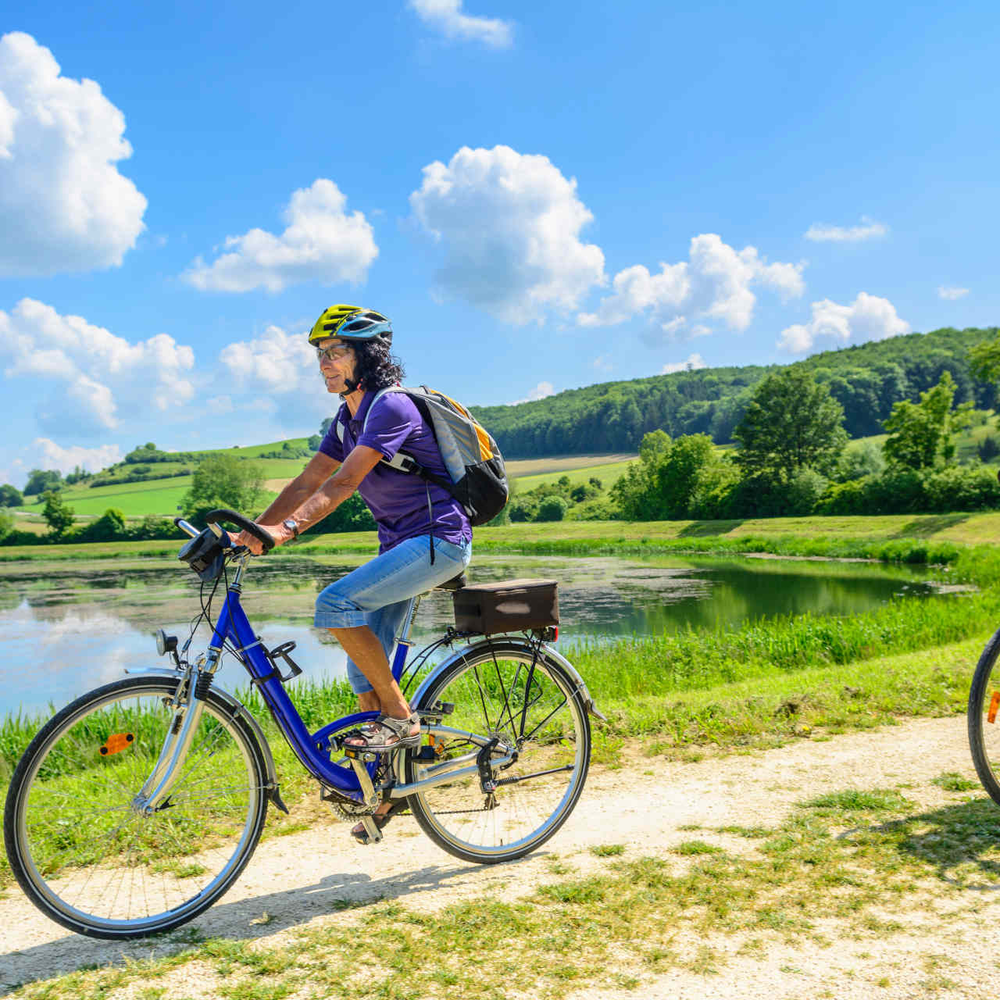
[314,534,472,694]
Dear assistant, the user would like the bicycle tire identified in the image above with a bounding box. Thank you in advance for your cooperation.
[968,625,1000,805]
[405,639,590,864]
[4,675,269,939]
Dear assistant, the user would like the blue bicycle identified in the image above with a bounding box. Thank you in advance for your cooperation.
[3,510,598,939]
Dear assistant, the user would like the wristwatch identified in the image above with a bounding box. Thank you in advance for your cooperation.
[282,518,300,538]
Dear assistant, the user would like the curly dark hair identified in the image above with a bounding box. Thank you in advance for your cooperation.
[351,338,406,392]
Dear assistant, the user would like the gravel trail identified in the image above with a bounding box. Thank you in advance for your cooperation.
[2,715,996,999]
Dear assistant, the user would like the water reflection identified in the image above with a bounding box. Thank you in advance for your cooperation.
[0,553,939,717]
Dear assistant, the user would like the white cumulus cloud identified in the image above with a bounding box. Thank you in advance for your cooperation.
[410,145,605,323]
[183,179,378,293]
[218,325,336,425]
[662,353,707,374]
[0,298,195,436]
[938,285,970,300]
[804,216,888,242]
[409,0,513,47]
[32,438,123,476]
[0,32,147,276]
[510,381,556,405]
[578,234,804,337]
[777,292,910,354]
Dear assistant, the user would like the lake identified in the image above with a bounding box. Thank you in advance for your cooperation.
[0,552,942,716]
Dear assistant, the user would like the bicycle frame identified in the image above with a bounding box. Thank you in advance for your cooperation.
[140,553,523,809]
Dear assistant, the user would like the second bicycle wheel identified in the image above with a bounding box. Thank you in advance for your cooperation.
[406,639,590,863]
[4,675,269,939]
[968,626,1000,806]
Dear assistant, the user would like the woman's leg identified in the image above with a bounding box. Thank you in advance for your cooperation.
[332,623,413,723]
[315,535,471,739]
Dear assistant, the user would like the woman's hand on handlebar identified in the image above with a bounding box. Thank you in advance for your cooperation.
[233,522,291,555]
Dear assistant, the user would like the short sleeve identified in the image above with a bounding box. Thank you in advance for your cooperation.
[356,392,416,460]
[317,407,347,462]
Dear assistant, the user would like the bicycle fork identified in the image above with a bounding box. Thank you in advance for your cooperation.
[131,653,220,816]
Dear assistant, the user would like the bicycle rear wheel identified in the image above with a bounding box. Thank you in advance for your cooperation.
[968,626,1000,805]
[4,675,268,939]
[406,640,590,864]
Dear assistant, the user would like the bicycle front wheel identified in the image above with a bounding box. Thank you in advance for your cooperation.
[4,675,269,939]
[968,626,1000,805]
[406,640,590,864]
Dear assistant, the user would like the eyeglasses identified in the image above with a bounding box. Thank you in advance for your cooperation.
[316,343,353,364]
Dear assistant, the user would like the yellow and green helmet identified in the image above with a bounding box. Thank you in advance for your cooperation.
[308,305,392,347]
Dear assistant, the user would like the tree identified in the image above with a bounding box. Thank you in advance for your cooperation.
[24,469,62,496]
[41,490,75,537]
[0,484,22,507]
[612,431,672,520]
[969,336,1000,384]
[651,434,716,519]
[883,371,970,471]
[734,369,847,481]
[182,454,265,521]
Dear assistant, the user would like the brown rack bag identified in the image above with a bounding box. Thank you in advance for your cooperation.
[452,578,559,635]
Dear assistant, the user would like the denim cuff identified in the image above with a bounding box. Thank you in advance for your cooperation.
[314,609,368,629]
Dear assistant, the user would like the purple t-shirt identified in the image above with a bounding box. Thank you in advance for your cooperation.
[319,389,472,553]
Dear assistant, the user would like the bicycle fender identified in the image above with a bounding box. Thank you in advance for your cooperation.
[121,670,286,812]
[410,637,606,723]
[533,644,607,722]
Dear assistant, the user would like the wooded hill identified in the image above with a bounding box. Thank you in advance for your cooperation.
[471,327,1000,459]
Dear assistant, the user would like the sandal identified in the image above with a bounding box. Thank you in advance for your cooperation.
[351,800,408,845]
[343,712,422,753]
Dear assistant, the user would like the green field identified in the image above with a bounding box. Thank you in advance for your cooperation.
[13,449,637,520]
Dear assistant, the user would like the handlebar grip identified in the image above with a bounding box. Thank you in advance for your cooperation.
[203,509,276,553]
[173,517,199,539]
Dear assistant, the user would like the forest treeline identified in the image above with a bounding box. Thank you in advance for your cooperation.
[472,327,1000,458]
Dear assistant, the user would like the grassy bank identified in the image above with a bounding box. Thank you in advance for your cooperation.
[6,511,1000,564]
[1,593,990,796]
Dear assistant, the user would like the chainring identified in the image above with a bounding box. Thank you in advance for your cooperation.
[327,797,376,821]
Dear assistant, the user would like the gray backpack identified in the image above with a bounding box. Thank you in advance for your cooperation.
[336,385,508,526]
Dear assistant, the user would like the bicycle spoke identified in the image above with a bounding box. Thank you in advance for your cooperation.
[8,678,267,937]
[408,645,590,862]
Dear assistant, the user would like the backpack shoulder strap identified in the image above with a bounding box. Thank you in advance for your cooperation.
[361,386,406,434]
[333,402,349,444]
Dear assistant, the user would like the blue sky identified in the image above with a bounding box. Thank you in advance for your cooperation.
[0,0,997,487]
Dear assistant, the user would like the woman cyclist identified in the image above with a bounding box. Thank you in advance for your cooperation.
[235,305,472,841]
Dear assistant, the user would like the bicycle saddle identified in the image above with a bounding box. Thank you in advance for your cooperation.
[435,572,467,591]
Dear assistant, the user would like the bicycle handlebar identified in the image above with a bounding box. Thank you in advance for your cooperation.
[172,510,276,553]
[204,509,276,553]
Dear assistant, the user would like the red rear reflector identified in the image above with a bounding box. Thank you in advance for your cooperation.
[99,732,134,756]
[989,692,1000,724]
[553,627,558,640]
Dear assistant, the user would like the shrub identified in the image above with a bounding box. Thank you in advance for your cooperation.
[507,496,540,523]
[536,496,569,522]
[815,478,869,516]
[785,469,828,516]
[0,484,23,507]
[923,465,1000,512]
[71,508,127,542]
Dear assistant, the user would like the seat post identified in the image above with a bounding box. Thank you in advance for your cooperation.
[395,594,421,647]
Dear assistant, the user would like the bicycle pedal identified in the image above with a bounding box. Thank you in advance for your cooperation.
[343,745,379,762]
[359,814,383,844]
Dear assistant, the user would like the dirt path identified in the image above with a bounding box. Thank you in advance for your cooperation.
[2,715,997,999]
